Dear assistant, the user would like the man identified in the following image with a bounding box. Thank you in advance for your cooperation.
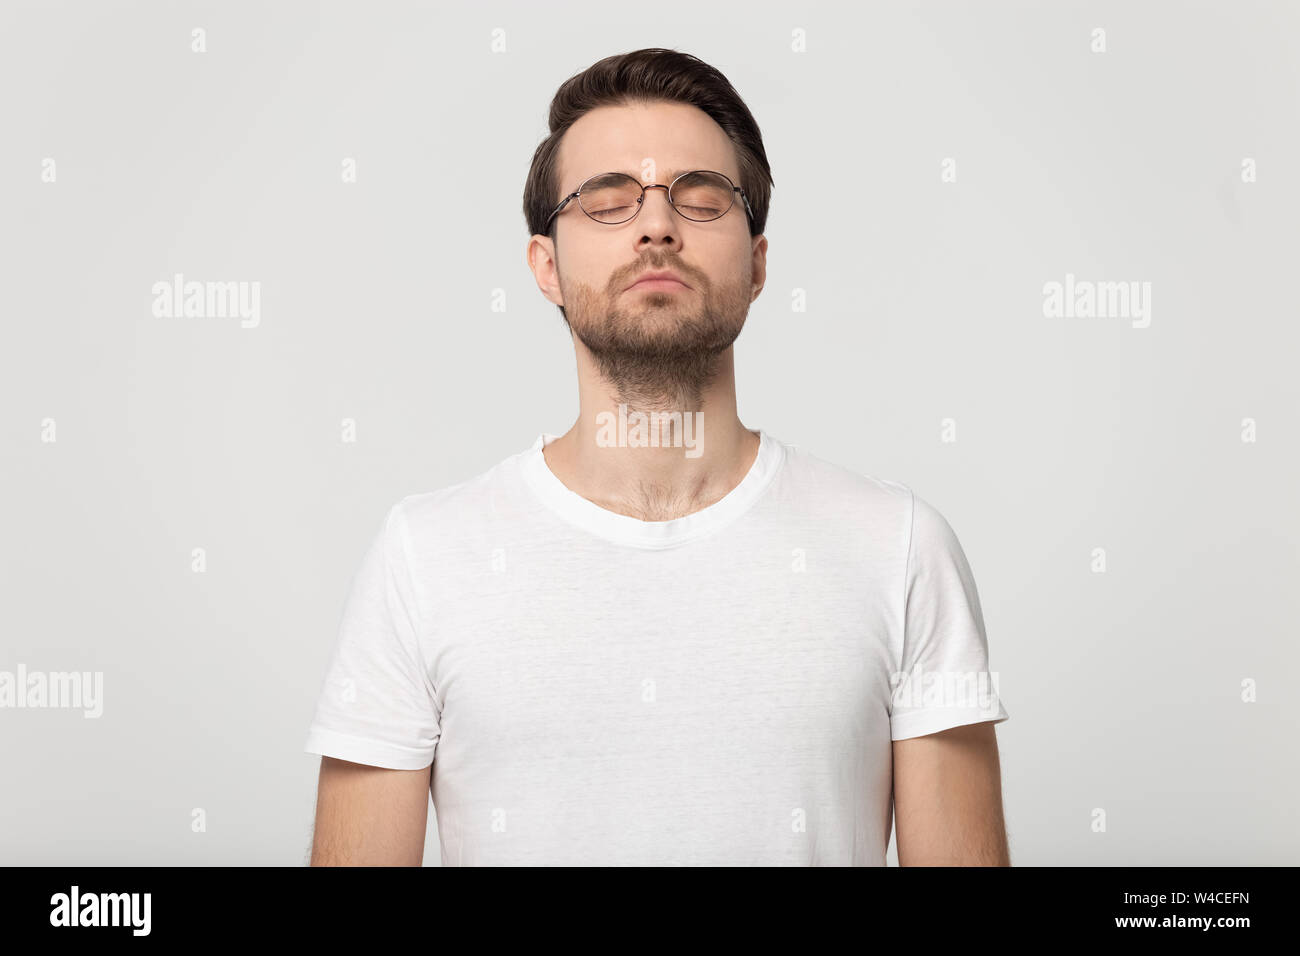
[304,48,1011,866]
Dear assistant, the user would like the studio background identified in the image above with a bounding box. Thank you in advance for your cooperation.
[2,0,1296,865]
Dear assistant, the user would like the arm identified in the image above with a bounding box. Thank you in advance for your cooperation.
[308,756,432,866]
[892,721,1010,866]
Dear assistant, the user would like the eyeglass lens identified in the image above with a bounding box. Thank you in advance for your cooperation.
[579,171,736,223]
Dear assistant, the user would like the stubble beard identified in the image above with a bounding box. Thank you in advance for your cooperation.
[563,267,752,412]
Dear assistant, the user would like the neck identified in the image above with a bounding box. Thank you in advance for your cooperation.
[542,345,759,522]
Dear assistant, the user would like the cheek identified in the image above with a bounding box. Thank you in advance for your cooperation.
[565,244,620,290]
[706,241,754,282]
[716,229,754,260]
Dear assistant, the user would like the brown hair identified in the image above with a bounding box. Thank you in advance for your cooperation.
[523,47,774,249]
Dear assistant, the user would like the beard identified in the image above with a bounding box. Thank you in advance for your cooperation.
[562,257,752,411]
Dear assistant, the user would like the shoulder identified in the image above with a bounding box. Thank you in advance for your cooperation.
[776,439,913,523]
[382,445,529,549]
[773,439,970,557]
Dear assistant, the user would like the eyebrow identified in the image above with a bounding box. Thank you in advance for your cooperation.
[577,168,716,188]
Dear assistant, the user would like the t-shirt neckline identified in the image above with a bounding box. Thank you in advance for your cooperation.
[519,428,785,549]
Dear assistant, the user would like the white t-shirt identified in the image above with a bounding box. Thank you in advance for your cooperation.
[303,430,1009,865]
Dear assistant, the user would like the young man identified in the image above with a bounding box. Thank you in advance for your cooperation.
[304,48,1011,866]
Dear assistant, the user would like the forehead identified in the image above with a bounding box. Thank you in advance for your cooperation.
[555,100,741,190]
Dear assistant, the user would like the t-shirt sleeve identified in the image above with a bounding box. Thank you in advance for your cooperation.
[889,489,1010,741]
[303,500,441,770]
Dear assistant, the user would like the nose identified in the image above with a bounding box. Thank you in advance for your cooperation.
[635,184,677,240]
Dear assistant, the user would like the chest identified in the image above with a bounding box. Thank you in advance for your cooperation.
[424,547,898,778]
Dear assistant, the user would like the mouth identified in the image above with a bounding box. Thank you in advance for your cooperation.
[624,271,691,293]
[626,277,689,293]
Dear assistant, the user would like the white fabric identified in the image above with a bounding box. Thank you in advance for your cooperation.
[304,430,1009,865]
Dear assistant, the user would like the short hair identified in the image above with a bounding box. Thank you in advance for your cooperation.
[522,48,775,323]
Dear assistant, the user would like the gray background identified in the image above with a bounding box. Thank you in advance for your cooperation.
[2,0,1296,866]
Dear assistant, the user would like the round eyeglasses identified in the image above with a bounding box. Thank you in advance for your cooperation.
[544,169,754,234]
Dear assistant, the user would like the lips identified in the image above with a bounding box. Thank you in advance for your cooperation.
[625,270,689,291]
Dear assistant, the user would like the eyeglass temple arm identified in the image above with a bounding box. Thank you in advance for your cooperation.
[735,187,754,221]
[544,191,579,233]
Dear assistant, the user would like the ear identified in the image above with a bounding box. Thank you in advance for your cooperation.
[526,234,564,308]
[750,234,768,301]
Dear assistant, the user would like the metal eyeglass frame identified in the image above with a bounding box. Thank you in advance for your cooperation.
[543,169,755,235]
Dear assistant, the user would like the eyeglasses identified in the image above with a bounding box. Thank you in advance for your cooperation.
[544,169,754,235]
